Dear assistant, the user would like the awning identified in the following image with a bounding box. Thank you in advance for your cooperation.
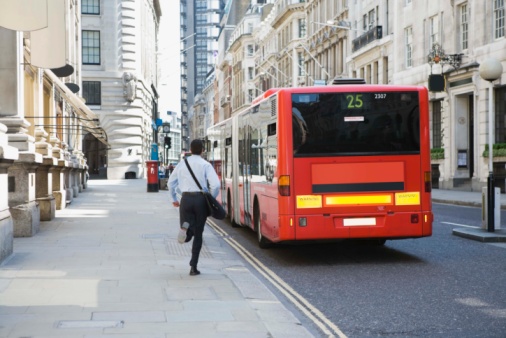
[44,69,109,148]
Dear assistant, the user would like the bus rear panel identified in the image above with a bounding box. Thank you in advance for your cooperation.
[284,87,432,242]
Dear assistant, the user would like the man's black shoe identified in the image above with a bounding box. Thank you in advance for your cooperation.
[185,229,194,243]
[189,267,200,276]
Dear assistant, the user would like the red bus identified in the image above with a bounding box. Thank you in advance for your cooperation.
[207,82,433,248]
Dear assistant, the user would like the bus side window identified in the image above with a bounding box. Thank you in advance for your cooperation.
[268,123,276,136]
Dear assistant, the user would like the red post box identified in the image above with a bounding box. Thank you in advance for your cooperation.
[146,160,159,192]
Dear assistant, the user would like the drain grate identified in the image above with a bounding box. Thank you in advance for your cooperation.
[165,241,212,258]
[142,234,167,239]
[57,320,124,329]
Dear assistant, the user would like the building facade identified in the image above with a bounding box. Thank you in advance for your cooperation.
[81,0,161,180]
[181,0,225,150]
[193,0,506,194]
[0,0,106,263]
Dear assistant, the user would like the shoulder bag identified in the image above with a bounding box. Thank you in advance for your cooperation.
[184,158,226,220]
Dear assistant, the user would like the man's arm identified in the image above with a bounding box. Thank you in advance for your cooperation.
[167,165,179,206]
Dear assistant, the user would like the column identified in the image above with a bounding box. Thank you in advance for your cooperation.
[35,127,56,221]
[64,166,73,204]
[36,157,57,221]
[8,155,41,237]
[1,28,42,237]
[0,123,18,263]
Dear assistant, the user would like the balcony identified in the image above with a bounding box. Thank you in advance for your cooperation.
[352,26,383,52]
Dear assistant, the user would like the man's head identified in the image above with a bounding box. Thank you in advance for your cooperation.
[190,139,204,155]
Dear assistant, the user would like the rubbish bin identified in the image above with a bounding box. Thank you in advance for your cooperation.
[146,160,159,192]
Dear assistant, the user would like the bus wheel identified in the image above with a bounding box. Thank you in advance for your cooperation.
[370,239,386,246]
[254,201,271,249]
[228,190,239,228]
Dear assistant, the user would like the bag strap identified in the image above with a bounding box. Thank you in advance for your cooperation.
[184,157,203,191]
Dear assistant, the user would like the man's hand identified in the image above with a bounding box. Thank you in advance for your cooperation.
[172,201,180,207]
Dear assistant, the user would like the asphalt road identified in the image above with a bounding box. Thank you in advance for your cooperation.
[213,203,506,338]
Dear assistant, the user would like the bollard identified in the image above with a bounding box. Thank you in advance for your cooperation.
[482,186,500,230]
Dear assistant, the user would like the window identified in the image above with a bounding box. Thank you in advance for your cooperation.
[460,4,468,50]
[405,27,413,68]
[298,18,306,38]
[297,52,305,76]
[82,81,101,105]
[429,15,439,47]
[246,44,254,57]
[494,0,505,39]
[292,92,421,156]
[248,89,254,102]
[248,67,254,80]
[82,0,100,15]
[368,9,376,28]
[432,100,442,148]
[82,30,100,65]
[496,86,506,142]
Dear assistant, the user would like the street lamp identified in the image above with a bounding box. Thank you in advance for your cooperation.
[479,58,503,232]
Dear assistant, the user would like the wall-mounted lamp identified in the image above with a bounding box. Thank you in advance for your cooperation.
[427,43,463,70]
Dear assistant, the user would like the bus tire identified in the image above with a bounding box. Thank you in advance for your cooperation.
[254,200,271,249]
[369,239,386,246]
[228,190,239,228]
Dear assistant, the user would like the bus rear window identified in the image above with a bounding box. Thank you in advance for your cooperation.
[292,92,421,156]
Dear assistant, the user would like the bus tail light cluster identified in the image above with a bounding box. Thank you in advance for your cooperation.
[411,214,419,223]
[424,171,432,192]
[299,217,307,227]
[278,175,290,196]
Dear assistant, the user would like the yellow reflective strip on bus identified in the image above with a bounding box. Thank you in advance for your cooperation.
[395,192,420,205]
[325,194,393,206]
[296,195,322,209]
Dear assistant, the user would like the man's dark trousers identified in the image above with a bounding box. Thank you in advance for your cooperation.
[180,193,208,267]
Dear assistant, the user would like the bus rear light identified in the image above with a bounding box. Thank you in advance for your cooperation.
[278,175,290,196]
[299,217,307,227]
[411,214,419,223]
[424,171,432,192]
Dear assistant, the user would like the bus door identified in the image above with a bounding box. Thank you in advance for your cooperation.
[243,125,252,226]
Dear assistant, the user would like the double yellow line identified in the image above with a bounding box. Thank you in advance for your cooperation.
[207,220,347,338]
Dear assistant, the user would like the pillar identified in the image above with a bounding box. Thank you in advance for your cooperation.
[0,123,18,263]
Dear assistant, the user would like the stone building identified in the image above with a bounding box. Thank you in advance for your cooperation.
[206,0,506,194]
[0,1,105,263]
[215,0,251,122]
[389,1,505,192]
[180,0,225,150]
[81,0,161,180]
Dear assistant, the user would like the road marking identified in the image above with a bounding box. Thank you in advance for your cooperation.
[207,220,347,338]
[441,221,480,229]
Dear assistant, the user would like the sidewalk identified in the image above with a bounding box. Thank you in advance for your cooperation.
[432,188,506,243]
[0,179,314,338]
[431,188,506,209]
